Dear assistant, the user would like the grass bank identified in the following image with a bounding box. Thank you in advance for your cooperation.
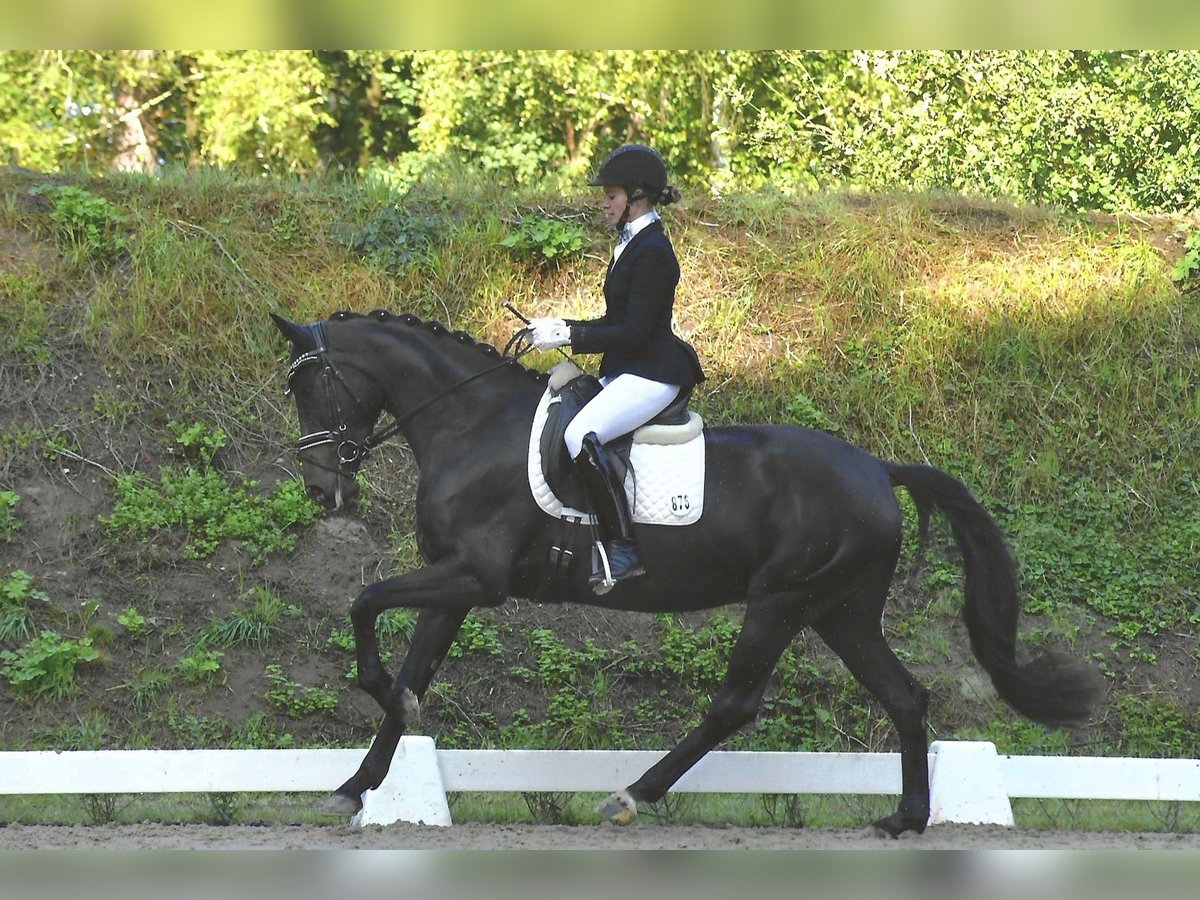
[1,167,1198,826]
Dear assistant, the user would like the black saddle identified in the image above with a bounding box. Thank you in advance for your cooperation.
[539,372,693,513]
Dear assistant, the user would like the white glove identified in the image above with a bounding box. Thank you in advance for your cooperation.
[528,317,571,351]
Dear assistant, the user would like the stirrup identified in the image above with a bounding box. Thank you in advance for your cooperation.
[589,539,646,595]
[590,541,616,595]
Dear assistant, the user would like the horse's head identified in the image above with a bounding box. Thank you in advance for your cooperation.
[272,312,383,511]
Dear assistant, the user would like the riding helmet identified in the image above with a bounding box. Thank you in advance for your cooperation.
[588,144,668,197]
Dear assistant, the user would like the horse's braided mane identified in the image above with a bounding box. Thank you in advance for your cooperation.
[328,308,548,384]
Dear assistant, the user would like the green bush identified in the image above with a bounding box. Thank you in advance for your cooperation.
[501,213,584,266]
[29,183,128,262]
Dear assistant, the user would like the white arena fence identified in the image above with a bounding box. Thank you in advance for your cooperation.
[2,739,1199,827]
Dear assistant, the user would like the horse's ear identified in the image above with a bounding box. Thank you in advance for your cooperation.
[270,312,314,349]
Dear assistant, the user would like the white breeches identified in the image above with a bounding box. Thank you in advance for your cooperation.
[564,373,682,458]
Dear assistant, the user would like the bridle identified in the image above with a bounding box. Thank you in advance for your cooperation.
[284,321,380,476]
[284,317,536,479]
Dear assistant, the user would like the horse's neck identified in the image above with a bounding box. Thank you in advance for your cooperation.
[379,348,539,470]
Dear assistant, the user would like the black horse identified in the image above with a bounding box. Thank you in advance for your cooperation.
[272,309,1102,837]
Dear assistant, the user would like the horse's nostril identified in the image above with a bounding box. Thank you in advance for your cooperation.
[306,484,326,504]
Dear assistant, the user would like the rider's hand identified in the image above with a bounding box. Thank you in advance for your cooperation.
[528,317,571,351]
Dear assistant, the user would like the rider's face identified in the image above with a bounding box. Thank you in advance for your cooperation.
[600,186,628,227]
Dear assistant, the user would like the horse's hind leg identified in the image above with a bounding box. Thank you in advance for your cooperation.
[599,595,801,823]
[813,601,930,838]
[322,607,468,816]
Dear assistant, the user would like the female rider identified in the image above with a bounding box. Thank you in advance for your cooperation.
[527,144,705,593]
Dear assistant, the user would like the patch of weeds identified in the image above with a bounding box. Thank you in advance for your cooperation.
[650,612,740,693]
[177,647,224,686]
[29,183,129,263]
[343,205,445,274]
[271,207,302,244]
[1,567,47,641]
[521,791,572,824]
[505,629,628,748]
[787,392,842,434]
[0,275,51,362]
[127,666,172,711]
[80,793,120,825]
[0,629,100,700]
[264,664,339,717]
[116,605,150,638]
[1170,226,1200,291]
[501,213,584,267]
[1115,694,1200,758]
[206,792,240,825]
[91,389,137,427]
[228,712,296,750]
[762,793,806,827]
[105,470,321,563]
[447,614,504,659]
[199,586,298,650]
[50,711,109,750]
[167,420,228,468]
[327,605,414,654]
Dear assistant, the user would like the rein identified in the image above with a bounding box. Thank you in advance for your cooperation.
[286,320,535,475]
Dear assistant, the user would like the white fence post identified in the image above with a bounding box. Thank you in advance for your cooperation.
[352,736,451,827]
[928,740,1014,826]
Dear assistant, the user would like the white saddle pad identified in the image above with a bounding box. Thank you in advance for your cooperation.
[527,386,705,526]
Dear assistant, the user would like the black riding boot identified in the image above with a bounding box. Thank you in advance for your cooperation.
[575,432,646,593]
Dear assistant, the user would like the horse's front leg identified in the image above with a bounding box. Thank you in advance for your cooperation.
[350,558,494,717]
[598,596,799,823]
[322,607,469,816]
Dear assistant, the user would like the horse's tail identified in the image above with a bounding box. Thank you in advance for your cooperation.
[886,462,1104,725]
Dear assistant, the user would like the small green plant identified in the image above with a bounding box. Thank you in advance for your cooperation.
[0,490,20,540]
[80,793,120,825]
[29,183,128,262]
[1170,227,1200,289]
[1,568,49,642]
[0,630,100,700]
[127,666,171,710]
[501,213,584,266]
[168,420,228,468]
[264,664,339,716]
[206,792,240,825]
[199,586,297,650]
[177,647,224,685]
[116,605,149,637]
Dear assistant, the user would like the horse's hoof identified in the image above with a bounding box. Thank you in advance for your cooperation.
[870,811,927,839]
[596,790,637,824]
[319,791,363,817]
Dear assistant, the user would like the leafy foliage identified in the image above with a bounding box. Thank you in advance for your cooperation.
[0,568,47,642]
[0,491,20,541]
[6,51,1200,212]
[29,183,128,262]
[343,204,445,274]
[1,629,99,700]
[105,469,321,563]
[501,213,584,267]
